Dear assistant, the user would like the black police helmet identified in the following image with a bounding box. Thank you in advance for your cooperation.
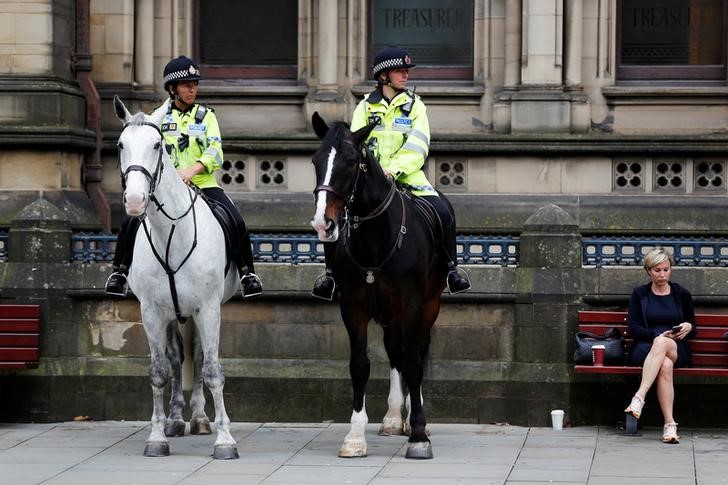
[163,56,202,92]
[372,46,416,80]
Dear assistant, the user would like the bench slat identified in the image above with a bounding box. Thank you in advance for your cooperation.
[0,305,40,319]
[574,365,728,377]
[0,348,39,361]
[0,334,38,347]
[0,321,40,333]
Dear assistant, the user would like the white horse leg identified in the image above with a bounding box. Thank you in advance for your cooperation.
[379,368,404,436]
[143,317,171,457]
[195,306,238,459]
[339,397,369,458]
[164,323,186,437]
[189,326,211,435]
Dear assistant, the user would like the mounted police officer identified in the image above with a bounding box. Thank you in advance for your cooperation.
[312,46,471,300]
[105,55,263,298]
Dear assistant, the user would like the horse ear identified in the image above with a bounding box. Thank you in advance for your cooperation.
[351,122,377,147]
[113,95,131,123]
[149,98,170,126]
[311,111,329,139]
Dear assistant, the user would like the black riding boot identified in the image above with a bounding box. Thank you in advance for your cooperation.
[105,217,141,296]
[312,242,336,301]
[421,194,471,295]
[105,265,129,296]
[238,232,262,298]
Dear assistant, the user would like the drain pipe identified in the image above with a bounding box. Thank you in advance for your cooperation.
[75,0,111,231]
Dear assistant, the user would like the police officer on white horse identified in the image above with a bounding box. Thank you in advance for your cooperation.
[106,56,263,298]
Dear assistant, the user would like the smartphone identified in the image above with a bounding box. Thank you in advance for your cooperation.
[671,325,682,333]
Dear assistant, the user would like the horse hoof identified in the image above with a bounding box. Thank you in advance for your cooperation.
[164,420,185,437]
[190,418,212,435]
[143,441,170,457]
[405,441,433,460]
[338,441,367,458]
[213,445,239,460]
[378,422,404,436]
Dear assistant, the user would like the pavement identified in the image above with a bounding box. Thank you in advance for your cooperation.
[1,421,728,485]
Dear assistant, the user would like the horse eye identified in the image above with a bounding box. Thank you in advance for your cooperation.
[117,142,124,150]
[154,142,161,150]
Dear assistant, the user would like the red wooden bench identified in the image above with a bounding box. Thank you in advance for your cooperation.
[0,304,40,369]
[575,310,728,377]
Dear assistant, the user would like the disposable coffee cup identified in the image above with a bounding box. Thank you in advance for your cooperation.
[592,344,606,366]
[551,409,565,430]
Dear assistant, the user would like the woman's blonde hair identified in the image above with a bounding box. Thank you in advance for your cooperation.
[643,247,673,271]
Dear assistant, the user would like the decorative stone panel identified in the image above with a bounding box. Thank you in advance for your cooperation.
[694,159,726,193]
[613,159,644,192]
[436,159,468,191]
[256,158,287,189]
[218,158,249,190]
[653,159,686,193]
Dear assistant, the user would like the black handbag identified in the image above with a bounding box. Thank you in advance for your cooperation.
[573,327,626,365]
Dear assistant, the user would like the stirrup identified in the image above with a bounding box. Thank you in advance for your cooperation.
[446,267,471,295]
[312,273,336,301]
[105,271,128,297]
[240,272,263,298]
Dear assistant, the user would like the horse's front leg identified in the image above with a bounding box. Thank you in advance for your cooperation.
[189,324,211,435]
[339,306,370,458]
[142,317,172,457]
[400,308,433,459]
[164,322,186,437]
[195,306,238,459]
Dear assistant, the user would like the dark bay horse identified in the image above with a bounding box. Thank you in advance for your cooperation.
[310,112,447,459]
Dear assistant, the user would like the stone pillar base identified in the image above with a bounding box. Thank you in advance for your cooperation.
[494,88,591,134]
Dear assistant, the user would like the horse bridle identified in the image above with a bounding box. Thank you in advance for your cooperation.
[118,119,200,323]
[314,143,407,285]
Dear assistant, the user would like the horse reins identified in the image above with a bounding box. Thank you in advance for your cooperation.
[119,120,200,323]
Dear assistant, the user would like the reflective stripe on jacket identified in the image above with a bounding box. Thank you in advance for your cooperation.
[161,103,223,189]
[351,89,436,196]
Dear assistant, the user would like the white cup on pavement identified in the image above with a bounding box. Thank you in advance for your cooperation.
[551,409,565,430]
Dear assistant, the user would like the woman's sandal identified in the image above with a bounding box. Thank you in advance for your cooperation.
[624,394,645,419]
[662,422,679,444]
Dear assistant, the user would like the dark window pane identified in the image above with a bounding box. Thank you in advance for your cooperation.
[199,0,297,66]
[621,0,723,65]
[371,0,474,71]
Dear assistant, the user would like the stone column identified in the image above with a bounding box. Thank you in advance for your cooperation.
[514,203,583,425]
[318,0,338,90]
[134,0,154,89]
[521,0,563,86]
[305,0,345,122]
[564,0,582,88]
[494,0,523,132]
[504,0,522,87]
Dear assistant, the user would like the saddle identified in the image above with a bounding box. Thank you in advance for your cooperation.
[400,188,446,266]
[200,194,235,273]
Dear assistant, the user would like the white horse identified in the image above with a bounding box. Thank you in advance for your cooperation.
[113,96,239,459]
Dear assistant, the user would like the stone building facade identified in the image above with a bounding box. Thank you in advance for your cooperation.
[1,1,728,426]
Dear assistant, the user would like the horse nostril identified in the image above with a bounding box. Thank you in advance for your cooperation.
[325,219,334,231]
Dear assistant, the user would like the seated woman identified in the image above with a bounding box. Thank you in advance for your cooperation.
[623,247,697,444]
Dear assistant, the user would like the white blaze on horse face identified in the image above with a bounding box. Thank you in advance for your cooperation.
[311,146,339,242]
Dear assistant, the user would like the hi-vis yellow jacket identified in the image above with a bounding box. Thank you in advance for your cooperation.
[161,103,223,189]
[351,89,436,196]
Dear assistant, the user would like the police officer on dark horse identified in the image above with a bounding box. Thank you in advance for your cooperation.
[105,56,262,299]
[312,46,471,300]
